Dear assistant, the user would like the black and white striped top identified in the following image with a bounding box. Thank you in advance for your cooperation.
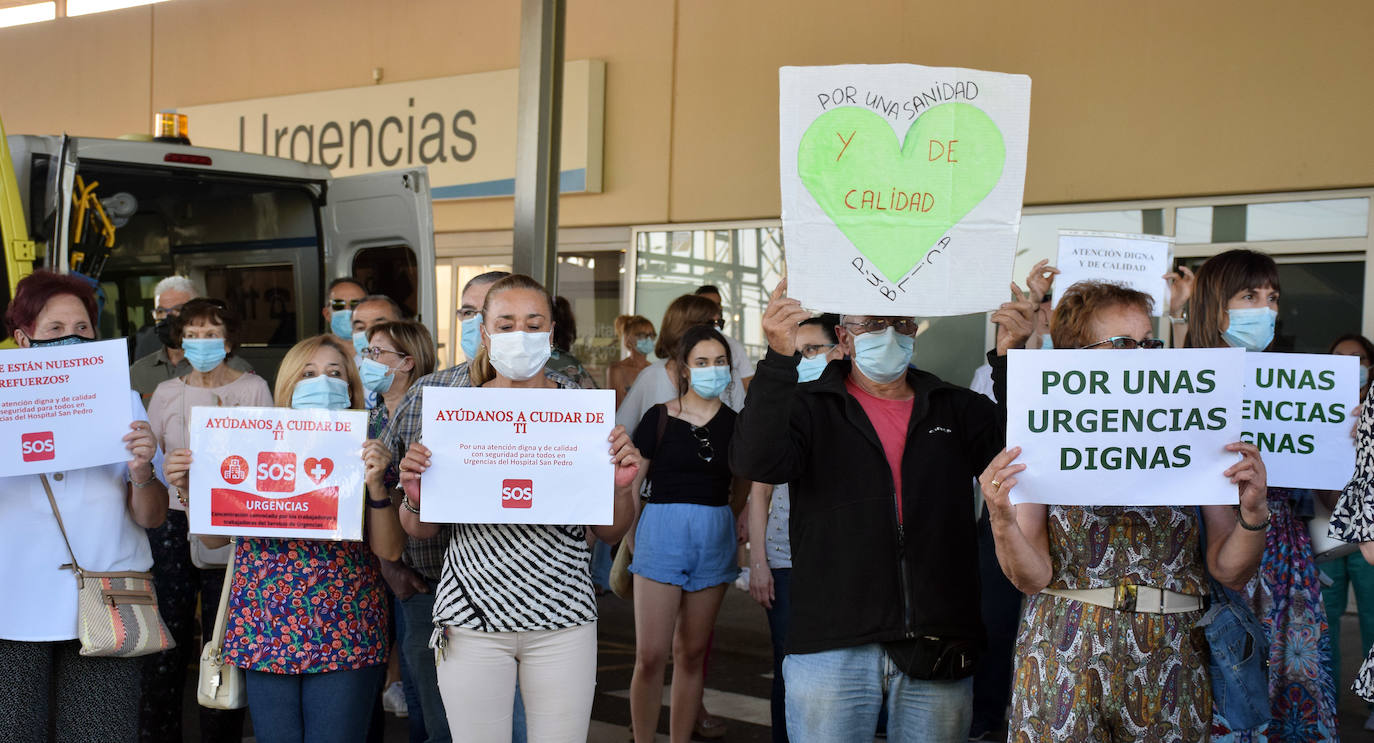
[433,523,596,633]
[429,369,598,633]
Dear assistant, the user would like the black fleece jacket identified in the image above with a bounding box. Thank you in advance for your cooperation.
[730,348,1007,654]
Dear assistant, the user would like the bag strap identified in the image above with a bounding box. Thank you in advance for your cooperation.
[39,473,84,577]
[208,539,238,655]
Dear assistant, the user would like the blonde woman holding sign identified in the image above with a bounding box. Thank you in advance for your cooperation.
[164,334,406,743]
[981,281,1270,742]
[391,274,642,743]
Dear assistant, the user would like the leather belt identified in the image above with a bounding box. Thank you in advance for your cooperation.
[1041,584,1203,614]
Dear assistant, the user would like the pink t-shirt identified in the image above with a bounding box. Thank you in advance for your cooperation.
[846,378,914,523]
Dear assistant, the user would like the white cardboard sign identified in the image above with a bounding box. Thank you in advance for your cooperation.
[0,338,134,476]
[1005,348,1246,506]
[1054,231,1173,316]
[1241,352,1358,490]
[420,387,615,525]
[187,406,367,540]
[779,64,1031,316]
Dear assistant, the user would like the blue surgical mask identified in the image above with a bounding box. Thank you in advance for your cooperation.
[460,313,482,359]
[291,375,352,410]
[796,354,828,383]
[182,337,227,373]
[1040,333,1054,350]
[690,366,731,399]
[358,357,395,394]
[852,327,915,384]
[635,337,655,356]
[1221,307,1276,352]
[1360,364,1370,390]
[27,334,91,347]
[351,330,369,356]
[329,309,353,339]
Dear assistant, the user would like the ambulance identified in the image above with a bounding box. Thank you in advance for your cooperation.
[1,113,436,384]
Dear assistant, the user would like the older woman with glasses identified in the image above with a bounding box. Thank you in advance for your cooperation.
[628,325,748,743]
[980,280,1269,742]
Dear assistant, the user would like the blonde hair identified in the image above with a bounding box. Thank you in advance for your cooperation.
[368,321,437,385]
[273,335,366,409]
[469,274,554,386]
[614,314,654,350]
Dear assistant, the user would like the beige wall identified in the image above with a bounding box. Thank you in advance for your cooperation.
[3,0,1372,232]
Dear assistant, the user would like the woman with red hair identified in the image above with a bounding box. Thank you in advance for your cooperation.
[0,271,169,741]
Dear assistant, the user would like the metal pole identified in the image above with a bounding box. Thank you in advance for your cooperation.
[512,0,565,295]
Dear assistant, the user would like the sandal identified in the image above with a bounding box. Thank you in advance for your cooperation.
[693,714,727,740]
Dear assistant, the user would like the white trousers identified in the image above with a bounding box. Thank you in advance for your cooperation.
[435,622,598,743]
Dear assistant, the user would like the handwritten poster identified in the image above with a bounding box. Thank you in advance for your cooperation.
[1005,348,1246,506]
[1054,231,1173,316]
[779,64,1031,316]
[1241,353,1358,489]
[420,387,615,525]
[187,407,367,540]
[0,339,133,476]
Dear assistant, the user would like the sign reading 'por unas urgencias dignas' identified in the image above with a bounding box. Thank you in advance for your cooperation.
[177,60,604,201]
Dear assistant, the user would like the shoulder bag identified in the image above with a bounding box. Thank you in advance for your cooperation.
[41,474,174,658]
[197,539,246,709]
[1193,506,1270,731]
[609,403,670,600]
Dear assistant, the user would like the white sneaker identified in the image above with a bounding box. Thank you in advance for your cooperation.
[382,681,409,718]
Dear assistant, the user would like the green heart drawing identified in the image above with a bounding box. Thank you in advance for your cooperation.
[798,102,1005,283]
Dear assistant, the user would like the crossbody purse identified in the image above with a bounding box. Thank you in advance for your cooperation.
[40,473,174,658]
[197,539,245,709]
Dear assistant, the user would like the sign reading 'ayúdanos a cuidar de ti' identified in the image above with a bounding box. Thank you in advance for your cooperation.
[779,64,1031,316]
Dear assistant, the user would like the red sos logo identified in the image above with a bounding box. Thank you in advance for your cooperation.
[256,452,297,492]
[20,431,56,462]
[220,456,249,485]
[501,479,533,508]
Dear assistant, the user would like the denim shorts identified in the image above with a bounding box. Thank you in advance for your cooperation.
[630,502,739,592]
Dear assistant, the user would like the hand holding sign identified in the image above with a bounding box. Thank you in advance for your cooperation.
[979,446,1026,525]
[1223,441,1270,524]
[399,442,432,506]
[1164,264,1195,318]
[166,448,192,493]
[123,421,158,475]
[609,425,641,487]
[362,440,389,489]
[762,279,812,357]
[991,284,1037,355]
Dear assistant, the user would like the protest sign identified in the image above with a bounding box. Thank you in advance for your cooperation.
[1241,352,1357,490]
[779,64,1031,316]
[0,339,133,476]
[187,406,367,540]
[1005,348,1246,506]
[420,387,615,525]
[1054,231,1173,316]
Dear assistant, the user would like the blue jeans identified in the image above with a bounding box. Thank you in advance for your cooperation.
[401,587,452,743]
[783,643,972,743]
[244,665,385,743]
[765,568,792,743]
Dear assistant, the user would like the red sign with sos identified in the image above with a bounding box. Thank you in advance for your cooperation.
[256,452,297,492]
[20,431,56,462]
[501,479,533,508]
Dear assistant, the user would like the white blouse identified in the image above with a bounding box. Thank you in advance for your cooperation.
[0,390,156,641]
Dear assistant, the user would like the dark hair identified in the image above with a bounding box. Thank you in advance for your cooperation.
[551,296,577,352]
[694,285,721,298]
[327,277,365,296]
[800,313,840,344]
[656,294,719,359]
[1051,281,1155,349]
[5,271,99,338]
[174,298,242,353]
[463,270,512,298]
[1329,333,1374,363]
[673,324,734,396]
[1185,249,1280,349]
[469,274,554,385]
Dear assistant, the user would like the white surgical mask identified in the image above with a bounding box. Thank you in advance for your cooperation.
[487,331,552,381]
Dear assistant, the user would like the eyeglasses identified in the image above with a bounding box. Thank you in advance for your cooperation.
[843,318,919,336]
[800,343,836,359]
[362,346,409,361]
[1080,336,1165,350]
[329,298,364,311]
[152,303,185,320]
[457,308,480,321]
[690,424,713,463]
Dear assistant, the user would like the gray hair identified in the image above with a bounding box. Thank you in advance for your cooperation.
[154,275,200,300]
[358,294,405,320]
